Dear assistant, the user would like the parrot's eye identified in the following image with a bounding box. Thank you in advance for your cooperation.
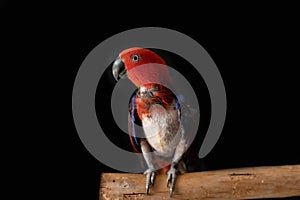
[131,54,140,62]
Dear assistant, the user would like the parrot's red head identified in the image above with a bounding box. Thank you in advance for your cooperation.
[112,47,171,87]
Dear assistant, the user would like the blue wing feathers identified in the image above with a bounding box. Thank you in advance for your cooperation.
[130,94,140,149]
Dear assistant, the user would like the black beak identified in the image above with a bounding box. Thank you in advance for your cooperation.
[112,56,126,81]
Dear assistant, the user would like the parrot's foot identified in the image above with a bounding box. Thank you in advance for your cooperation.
[166,166,178,198]
[144,168,157,195]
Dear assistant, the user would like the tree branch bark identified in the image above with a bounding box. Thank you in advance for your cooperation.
[100,164,300,199]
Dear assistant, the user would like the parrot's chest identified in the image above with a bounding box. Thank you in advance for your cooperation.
[140,102,182,155]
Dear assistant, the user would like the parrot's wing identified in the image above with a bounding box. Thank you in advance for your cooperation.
[176,94,197,145]
[177,94,207,172]
[128,92,143,153]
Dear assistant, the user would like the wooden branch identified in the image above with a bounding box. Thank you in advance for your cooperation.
[100,164,300,200]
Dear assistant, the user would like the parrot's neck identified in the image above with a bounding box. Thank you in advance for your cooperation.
[127,63,172,88]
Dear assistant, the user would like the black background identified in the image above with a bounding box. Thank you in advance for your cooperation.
[2,2,299,199]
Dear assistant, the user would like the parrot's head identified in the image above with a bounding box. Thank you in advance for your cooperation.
[112,47,172,87]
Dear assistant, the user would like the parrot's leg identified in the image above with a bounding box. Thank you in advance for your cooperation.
[166,162,178,198]
[141,139,157,195]
[167,128,187,197]
[144,168,157,195]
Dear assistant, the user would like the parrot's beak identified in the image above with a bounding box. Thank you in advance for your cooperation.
[112,56,127,81]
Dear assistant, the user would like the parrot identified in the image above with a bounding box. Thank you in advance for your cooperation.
[112,47,203,197]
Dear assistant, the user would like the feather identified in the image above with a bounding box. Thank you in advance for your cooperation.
[128,93,141,153]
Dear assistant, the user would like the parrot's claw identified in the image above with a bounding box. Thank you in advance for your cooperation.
[166,167,178,198]
[144,169,157,195]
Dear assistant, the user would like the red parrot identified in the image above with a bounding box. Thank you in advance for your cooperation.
[112,47,197,197]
